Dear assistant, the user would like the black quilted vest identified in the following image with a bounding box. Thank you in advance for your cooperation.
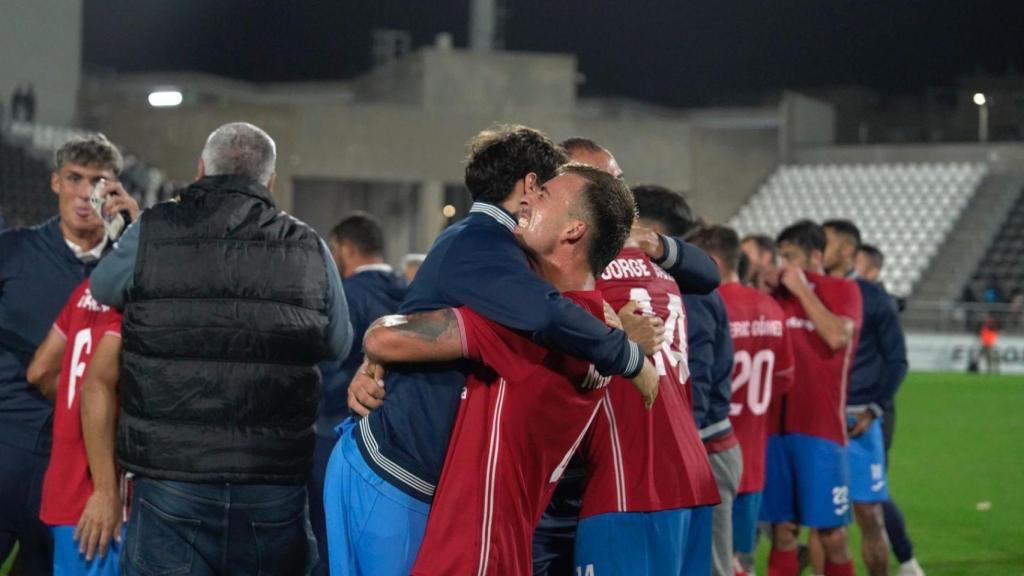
[119,176,328,484]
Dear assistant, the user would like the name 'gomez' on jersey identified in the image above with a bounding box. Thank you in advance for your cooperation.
[774,271,862,446]
[719,282,794,495]
[40,279,123,526]
[580,247,719,518]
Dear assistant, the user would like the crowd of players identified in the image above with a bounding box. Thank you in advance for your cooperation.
[0,121,926,576]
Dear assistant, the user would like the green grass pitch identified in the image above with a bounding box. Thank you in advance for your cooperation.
[756,371,1024,576]
[3,372,1021,575]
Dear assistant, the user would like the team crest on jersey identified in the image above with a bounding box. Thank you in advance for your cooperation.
[76,289,109,313]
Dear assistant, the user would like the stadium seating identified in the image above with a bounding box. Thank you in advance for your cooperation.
[730,162,987,296]
[969,189,1024,298]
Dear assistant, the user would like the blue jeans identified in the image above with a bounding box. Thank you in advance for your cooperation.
[122,477,317,576]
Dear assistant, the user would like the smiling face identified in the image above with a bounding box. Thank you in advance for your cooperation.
[514,172,587,259]
[51,162,116,241]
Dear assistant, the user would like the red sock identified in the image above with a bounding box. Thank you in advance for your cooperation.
[735,571,749,576]
[768,548,799,576]
[824,560,854,576]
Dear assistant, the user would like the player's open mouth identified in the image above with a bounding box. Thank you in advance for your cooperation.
[517,209,531,230]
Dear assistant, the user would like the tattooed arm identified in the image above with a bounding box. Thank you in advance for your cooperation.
[362,309,466,365]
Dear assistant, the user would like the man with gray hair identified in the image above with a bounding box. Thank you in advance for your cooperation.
[91,122,353,575]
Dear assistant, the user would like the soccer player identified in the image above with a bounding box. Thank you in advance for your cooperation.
[627,186,741,576]
[823,220,910,576]
[308,213,407,575]
[740,234,778,293]
[549,139,720,576]
[26,279,125,575]
[690,224,795,576]
[356,164,651,574]
[326,126,662,576]
[761,220,862,576]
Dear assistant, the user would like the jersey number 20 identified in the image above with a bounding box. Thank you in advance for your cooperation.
[730,349,775,416]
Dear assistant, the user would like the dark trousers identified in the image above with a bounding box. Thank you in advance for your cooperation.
[0,441,52,575]
[882,408,916,563]
[122,477,317,576]
[307,434,337,576]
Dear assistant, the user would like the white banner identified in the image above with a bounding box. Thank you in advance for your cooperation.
[906,332,1024,375]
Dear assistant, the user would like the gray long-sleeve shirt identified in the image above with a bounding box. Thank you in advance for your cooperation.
[90,219,353,360]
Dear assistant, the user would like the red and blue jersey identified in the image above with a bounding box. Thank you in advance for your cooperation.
[579,248,720,518]
[40,279,122,526]
[719,281,794,494]
[773,271,862,446]
[355,203,641,502]
[411,293,607,576]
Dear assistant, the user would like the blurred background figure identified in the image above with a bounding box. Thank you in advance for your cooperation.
[979,315,1000,375]
[312,211,406,575]
[403,253,426,284]
[740,234,778,293]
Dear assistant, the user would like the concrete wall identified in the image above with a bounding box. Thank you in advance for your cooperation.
[779,92,835,161]
[689,127,780,222]
[80,51,785,255]
[0,0,82,125]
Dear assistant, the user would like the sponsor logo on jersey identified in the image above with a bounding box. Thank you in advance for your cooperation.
[76,289,110,313]
[785,316,816,332]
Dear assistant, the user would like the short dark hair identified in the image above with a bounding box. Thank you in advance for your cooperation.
[858,243,884,271]
[560,137,604,155]
[631,185,694,237]
[741,234,777,259]
[560,163,636,275]
[330,212,385,256]
[823,219,862,249]
[464,125,567,204]
[54,133,124,175]
[776,219,826,254]
[689,224,741,273]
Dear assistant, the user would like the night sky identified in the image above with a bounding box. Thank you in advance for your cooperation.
[84,0,1024,107]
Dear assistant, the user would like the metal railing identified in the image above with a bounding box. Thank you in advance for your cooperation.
[902,300,1023,334]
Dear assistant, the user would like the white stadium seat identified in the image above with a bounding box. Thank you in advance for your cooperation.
[729,162,987,297]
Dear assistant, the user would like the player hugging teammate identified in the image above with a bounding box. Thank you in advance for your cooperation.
[8,124,922,576]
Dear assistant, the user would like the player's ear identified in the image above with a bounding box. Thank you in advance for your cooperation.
[564,219,587,243]
[51,171,60,195]
[524,172,539,193]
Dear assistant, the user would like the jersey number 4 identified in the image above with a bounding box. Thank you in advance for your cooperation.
[730,349,775,416]
[628,288,689,383]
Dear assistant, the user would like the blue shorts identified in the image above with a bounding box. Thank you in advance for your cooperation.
[52,525,125,576]
[760,434,850,529]
[847,417,889,503]
[732,491,762,554]
[323,419,430,576]
[575,507,710,576]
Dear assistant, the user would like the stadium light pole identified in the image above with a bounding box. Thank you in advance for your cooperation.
[973,92,988,142]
